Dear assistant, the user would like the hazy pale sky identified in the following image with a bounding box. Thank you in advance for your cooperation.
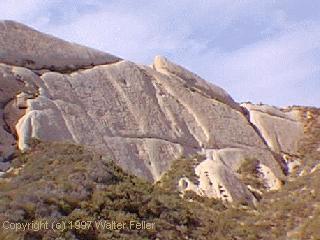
[1,0,319,107]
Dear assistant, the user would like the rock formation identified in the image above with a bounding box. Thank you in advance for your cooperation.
[242,103,304,174]
[0,20,307,204]
[0,20,121,72]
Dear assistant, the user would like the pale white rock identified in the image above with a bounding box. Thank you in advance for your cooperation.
[179,147,282,204]
[196,159,232,202]
[203,147,281,176]
[16,95,75,151]
[14,60,283,185]
[306,111,313,120]
[178,177,203,196]
[0,21,290,203]
[195,158,256,204]
[285,108,303,121]
[243,103,292,120]
[146,62,270,151]
[242,103,304,155]
[257,163,282,190]
[11,65,49,93]
[153,56,241,110]
[16,92,32,109]
[310,163,320,174]
[0,63,42,159]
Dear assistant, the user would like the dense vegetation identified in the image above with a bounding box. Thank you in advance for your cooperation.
[0,140,254,240]
[0,107,319,240]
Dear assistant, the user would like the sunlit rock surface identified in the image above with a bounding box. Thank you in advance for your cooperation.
[241,103,304,155]
[0,21,303,204]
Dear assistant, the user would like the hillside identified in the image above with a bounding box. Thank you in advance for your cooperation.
[0,20,319,239]
[0,117,319,240]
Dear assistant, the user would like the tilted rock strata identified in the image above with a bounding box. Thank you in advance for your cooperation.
[15,60,283,180]
[0,21,293,204]
[241,103,304,155]
[13,60,286,205]
[153,56,241,111]
[242,103,305,174]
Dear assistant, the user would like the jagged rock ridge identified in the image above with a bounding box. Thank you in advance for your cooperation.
[0,20,307,204]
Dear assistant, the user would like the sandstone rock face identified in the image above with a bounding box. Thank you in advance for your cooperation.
[0,21,293,204]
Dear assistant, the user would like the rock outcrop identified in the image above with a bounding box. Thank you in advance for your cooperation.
[0,63,39,162]
[241,103,304,155]
[242,103,305,173]
[1,21,305,204]
[0,20,121,72]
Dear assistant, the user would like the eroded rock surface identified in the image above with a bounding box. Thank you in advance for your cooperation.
[178,148,283,205]
[0,63,41,162]
[0,21,297,204]
[241,103,304,155]
[15,60,282,183]
[241,103,306,175]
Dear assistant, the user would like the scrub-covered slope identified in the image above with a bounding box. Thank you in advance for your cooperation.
[0,141,253,240]
[0,123,319,240]
[0,21,307,205]
[0,20,319,240]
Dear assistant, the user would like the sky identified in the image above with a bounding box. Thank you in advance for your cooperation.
[1,0,319,107]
